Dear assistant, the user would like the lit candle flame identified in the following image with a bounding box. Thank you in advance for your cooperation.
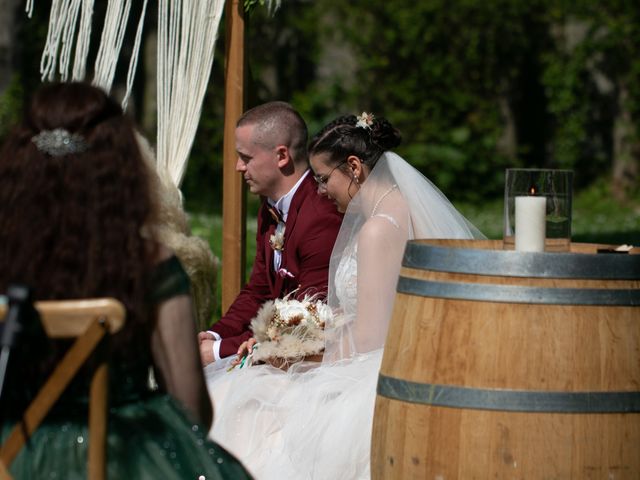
[528,185,537,195]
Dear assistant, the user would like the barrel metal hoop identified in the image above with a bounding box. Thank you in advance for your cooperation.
[377,374,640,413]
[397,276,640,306]
[403,242,640,280]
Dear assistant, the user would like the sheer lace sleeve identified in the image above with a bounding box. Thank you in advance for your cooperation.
[149,255,212,428]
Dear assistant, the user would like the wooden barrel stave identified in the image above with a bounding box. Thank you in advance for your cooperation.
[373,402,640,478]
[384,295,639,390]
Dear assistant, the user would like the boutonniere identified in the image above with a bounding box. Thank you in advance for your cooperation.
[269,221,286,252]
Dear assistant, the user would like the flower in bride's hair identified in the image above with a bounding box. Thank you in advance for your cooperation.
[249,293,334,365]
[356,112,375,129]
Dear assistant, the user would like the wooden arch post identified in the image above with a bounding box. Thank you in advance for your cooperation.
[221,0,247,312]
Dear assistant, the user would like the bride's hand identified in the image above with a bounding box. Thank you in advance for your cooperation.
[232,338,258,366]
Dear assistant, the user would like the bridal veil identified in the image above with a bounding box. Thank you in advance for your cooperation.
[323,151,485,362]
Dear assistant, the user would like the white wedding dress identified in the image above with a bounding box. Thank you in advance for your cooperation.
[205,241,382,479]
[205,152,484,479]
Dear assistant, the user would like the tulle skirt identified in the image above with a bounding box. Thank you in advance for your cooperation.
[205,349,383,480]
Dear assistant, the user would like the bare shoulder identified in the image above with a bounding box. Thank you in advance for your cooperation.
[361,215,402,237]
[358,216,407,254]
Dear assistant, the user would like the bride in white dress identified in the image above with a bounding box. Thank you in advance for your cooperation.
[205,113,484,479]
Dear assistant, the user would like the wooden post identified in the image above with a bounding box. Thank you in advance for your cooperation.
[221,0,247,313]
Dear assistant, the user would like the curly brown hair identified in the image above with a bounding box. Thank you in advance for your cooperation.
[0,82,158,351]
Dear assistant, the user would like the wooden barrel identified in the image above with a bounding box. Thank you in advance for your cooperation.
[371,239,640,479]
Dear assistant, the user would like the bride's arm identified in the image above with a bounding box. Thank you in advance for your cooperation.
[353,216,408,353]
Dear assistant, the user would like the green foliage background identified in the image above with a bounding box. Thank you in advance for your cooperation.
[1,1,638,236]
[180,0,639,218]
[2,1,637,320]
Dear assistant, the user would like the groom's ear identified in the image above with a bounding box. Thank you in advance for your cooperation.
[275,145,291,168]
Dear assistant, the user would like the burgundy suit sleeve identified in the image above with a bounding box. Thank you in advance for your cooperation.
[218,331,254,358]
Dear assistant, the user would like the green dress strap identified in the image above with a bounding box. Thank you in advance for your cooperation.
[147,255,191,304]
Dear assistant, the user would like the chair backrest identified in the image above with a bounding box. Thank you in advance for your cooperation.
[0,298,126,337]
[0,298,126,480]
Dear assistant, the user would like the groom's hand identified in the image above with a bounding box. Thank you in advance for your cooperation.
[198,331,215,366]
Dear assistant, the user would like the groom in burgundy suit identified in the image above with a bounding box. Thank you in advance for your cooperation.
[198,102,342,364]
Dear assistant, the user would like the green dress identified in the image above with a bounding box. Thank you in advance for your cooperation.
[0,256,252,479]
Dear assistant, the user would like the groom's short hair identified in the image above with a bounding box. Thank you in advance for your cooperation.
[237,101,308,165]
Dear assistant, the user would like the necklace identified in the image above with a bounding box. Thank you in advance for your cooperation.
[371,184,398,216]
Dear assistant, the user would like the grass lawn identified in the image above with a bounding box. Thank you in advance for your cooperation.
[189,182,639,320]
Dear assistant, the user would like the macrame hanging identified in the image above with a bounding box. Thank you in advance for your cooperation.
[34,0,146,112]
[156,0,224,187]
[24,0,226,328]
[27,0,224,187]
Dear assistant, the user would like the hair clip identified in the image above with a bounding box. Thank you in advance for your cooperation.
[356,112,375,130]
[31,128,89,157]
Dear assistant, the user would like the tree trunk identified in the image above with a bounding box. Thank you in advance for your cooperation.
[612,83,640,202]
[496,93,517,160]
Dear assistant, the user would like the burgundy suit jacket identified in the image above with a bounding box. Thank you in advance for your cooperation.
[210,173,343,357]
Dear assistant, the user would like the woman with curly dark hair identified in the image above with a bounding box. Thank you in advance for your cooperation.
[0,82,251,479]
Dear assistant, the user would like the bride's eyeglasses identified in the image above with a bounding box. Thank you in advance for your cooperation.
[313,162,344,189]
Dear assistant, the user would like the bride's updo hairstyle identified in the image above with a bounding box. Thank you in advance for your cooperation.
[308,113,402,171]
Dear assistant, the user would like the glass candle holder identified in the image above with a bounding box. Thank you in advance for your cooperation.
[504,168,573,252]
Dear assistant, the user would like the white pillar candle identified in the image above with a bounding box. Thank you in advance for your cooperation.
[515,195,546,252]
